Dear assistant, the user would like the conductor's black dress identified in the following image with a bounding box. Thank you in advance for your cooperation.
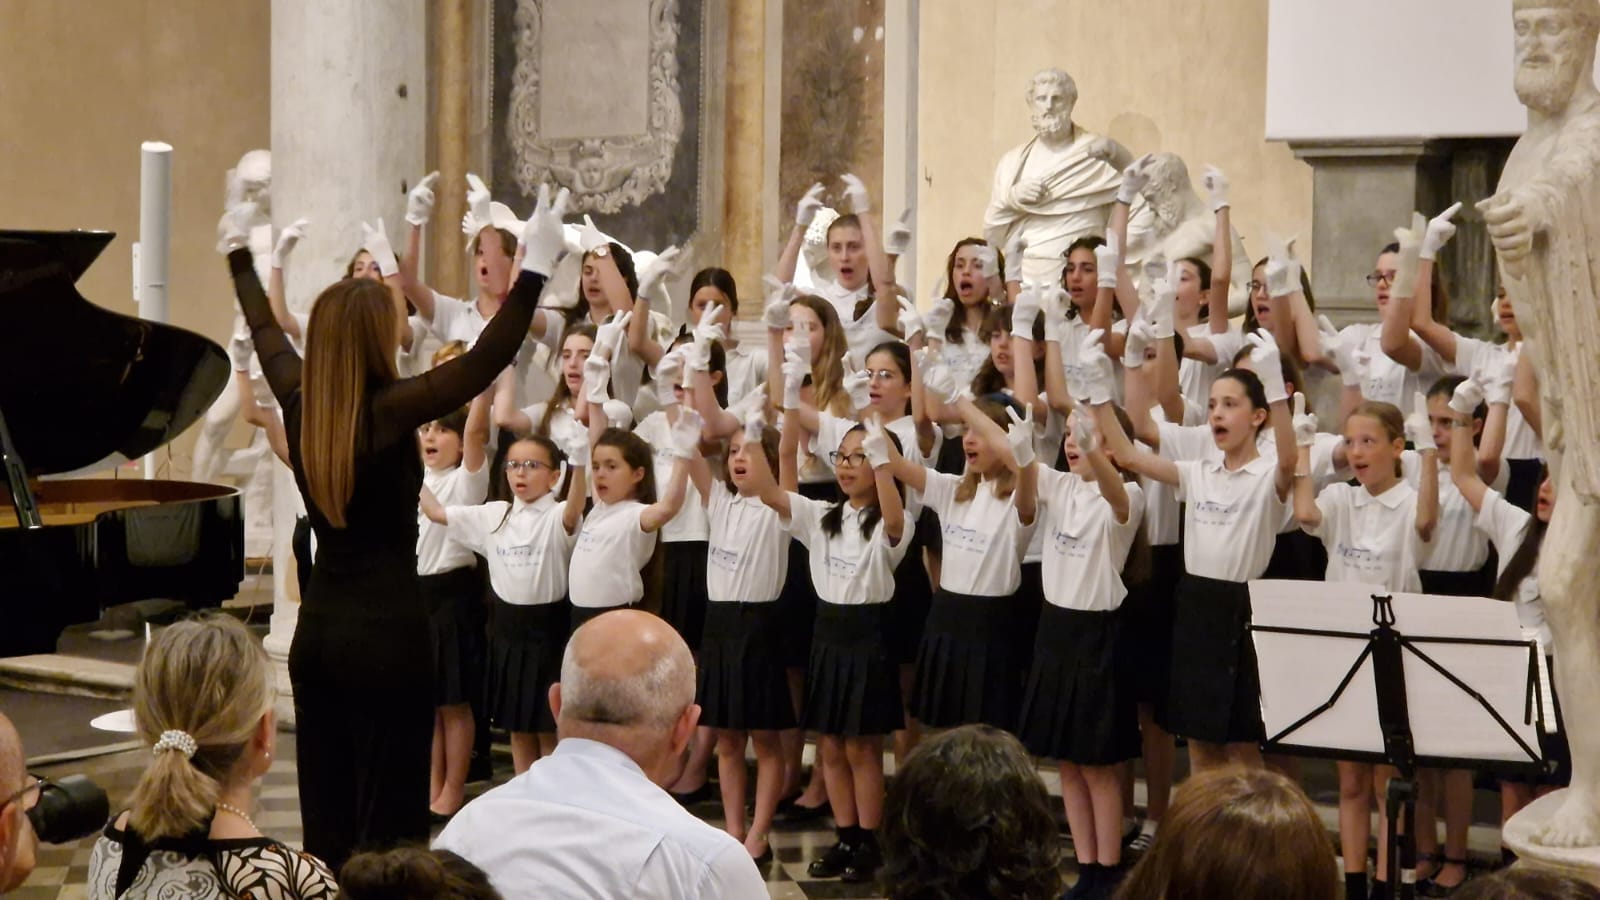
[230,252,544,868]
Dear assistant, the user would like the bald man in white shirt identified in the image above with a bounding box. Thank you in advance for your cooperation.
[0,713,38,893]
[435,610,767,899]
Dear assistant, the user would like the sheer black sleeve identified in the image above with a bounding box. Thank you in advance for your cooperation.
[370,269,548,436]
[228,249,303,404]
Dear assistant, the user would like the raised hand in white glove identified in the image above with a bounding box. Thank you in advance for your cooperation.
[795,182,826,227]
[227,327,254,373]
[583,354,613,405]
[1449,377,1485,416]
[667,409,704,459]
[1071,408,1099,453]
[1077,329,1115,405]
[974,243,1000,280]
[1095,236,1122,290]
[519,183,572,276]
[897,295,926,342]
[784,327,814,367]
[1042,286,1073,342]
[1117,153,1154,206]
[885,209,913,256]
[272,217,309,270]
[555,418,590,468]
[924,296,957,337]
[922,363,969,405]
[679,341,711,384]
[1405,392,1436,451]
[1246,328,1288,403]
[1013,283,1045,339]
[638,246,680,297]
[1004,237,1027,284]
[693,301,727,346]
[842,356,873,411]
[1390,212,1427,301]
[1148,266,1177,338]
[1202,164,1230,213]
[1292,393,1318,447]
[1006,405,1037,468]
[1122,319,1156,369]
[576,214,610,254]
[594,310,633,360]
[1317,314,1364,387]
[406,171,440,227]
[1264,234,1301,298]
[360,219,399,277]
[780,349,809,410]
[840,173,870,214]
[1420,201,1463,263]
[742,404,767,443]
[1478,351,1516,405]
[216,204,253,255]
[655,350,685,389]
[465,173,492,234]
[862,417,891,469]
[762,276,795,329]
[602,399,634,430]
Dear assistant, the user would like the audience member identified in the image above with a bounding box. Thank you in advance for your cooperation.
[0,712,38,893]
[434,609,766,899]
[1115,767,1338,900]
[339,848,503,900]
[879,725,1062,900]
[1456,869,1600,900]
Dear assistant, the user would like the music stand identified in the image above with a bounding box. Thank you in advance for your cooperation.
[1249,579,1555,900]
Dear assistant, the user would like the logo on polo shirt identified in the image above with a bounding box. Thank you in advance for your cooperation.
[708,545,741,573]
[942,523,990,553]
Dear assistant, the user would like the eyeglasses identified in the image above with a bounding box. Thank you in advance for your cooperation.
[1366,271,1396,287]
[1,775,44,813]
[865,369,901,383]
[1247,280,1266,294]
[504,459,554,472]
[828,451,870,469]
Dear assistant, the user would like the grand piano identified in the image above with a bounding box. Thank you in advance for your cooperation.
[1,230,244,656]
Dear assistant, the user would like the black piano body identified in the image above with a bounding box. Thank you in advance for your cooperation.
[0,229,243,656]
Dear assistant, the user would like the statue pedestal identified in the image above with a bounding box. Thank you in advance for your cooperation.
[1503,791,1600,886]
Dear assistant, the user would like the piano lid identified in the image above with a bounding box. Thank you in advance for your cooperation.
[0,230,230,476]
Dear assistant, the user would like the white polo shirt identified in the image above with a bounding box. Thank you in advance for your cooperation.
[1452,338,1542,461]
[1057,315,1128,405]
[1175,455,1284,582]
[1143,406,1182,547]
[1403,452,1499,573]
[783,493,911,605]
[1476,488,1550,648]
[516,400,578,439]
[814,412,930,516]
[813,281,898,368]
[434,738,766,900]
[1038,469,1144,611]
[705,482,788,603]
[633,411,708,543]
[570,499,657,608]
[940,328,991,393]
[445,495,576,606]
[1179,323,1245,421]
[418,462,490,576]
[725,345,768,412]
[1305,480,1426,592]
[1341,322,1445,417]
[920,470,1035,597]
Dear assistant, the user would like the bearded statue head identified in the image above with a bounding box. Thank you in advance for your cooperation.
[1026,68,1078,141]
[1139,153,1205,232]
[1512,0,1600,113]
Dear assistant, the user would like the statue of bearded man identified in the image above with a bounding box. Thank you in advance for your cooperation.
[1125,152,1253,313]
[1481,0,1600,849]
[985,68,1133,283]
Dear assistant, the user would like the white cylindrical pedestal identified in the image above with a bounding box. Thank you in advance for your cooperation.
[1502,790,1600,885]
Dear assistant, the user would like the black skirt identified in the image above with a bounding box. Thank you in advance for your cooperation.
[1160,574,1264,745]
[777,481,839,668]
[1120,542,1183,709]
[697,601,796,731]
[1017,605,1140,765]
[659,541,710,651]
[886,509,936,664]
[1262,529,1327,581]
[570,600,641,632]
[485,599,569,733]
[1012,561,1046,674]
[804,603,904,736]
[910,589,1022,729]
[1419,566,1495,598]
[420,565,486,707]
[1506,457,1544,513]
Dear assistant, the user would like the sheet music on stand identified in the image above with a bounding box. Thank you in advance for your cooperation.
[1249,579,1554,772]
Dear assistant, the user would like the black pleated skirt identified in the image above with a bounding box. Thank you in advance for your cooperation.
[1506,457,1544,513]
[420,565,486,707]
[886,508,936,664]
[697,601,796,731]
[777,481,840,668]
[1160,574,1264,744]
[1017,605,1140,765]
[1262,528,1327,581]
[1419,566,1495,598]
[804,603,904,736]
[1012,561,1046,673]
[910,590,1021,729]
[486,598,569,733]
[1120,542,1183,709]
[660,540,710,651]
[570,600,642,632]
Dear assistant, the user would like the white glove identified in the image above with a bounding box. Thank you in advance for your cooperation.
[1117,153,1154,205]
[1094,236,1121,290]
[693,301,727,344]
[922,363,968,405]
[1292,393,1318,448]
[795,182,826,226]
[655,350,685,389]
[519,183,572,276]
[227,328,254,373]
[1148,268,1177,339]
[667,409,704,459]
[1264,234,1301,298]
[638,246,680,298]
[896,295,926,341]
[885,209,913,256]
[862,417,891,469]
[924,296,957,337]
[555,418,590,468]
[1317,315,1363,387]
[1420,201,1463,262]
[842,357,873,411]
[272,217,309,270]
[762,276,794,329]
[594,310,633,360]
[583,355,613,405]
[1478,351,1516,405]
[1246,329,1288,404]
[465,173,492,235]
[840,173,870,214]
[1012,283,1044,339]
[1405,391,1436,452]
[1077,329,1115,406]
[360,219,399,277]
[1004,237,1027,284]
[780,349,809,409]
[602,399,634,430]
[1071,408,1098,453]
[1006,406,1036,468]
[1202,164,1230,213]
[783,328,814,366]
[1122,319,1156,369]
[742,406,767,443]
[1390,212,1426,301]
[216,205,252,255]
[1042,286,1072,343]
[405,171,440,227]
[974,244,1000,280]
[1449,378,1485,416]
[680,341,710,384]
[576,214,610,254]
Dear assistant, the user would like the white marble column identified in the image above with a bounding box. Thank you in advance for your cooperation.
[266,0,427,724]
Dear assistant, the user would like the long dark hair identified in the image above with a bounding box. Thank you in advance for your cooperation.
[972,304,1044,396]
[821,425,904,539]
[689,266,739,313]
[865,340,913,418]
[594,428,663,611]
[1214,368,1271,433]
[566,241,638,326]
[668,333,730,408]
[1494,465,1549,604]
[540,323,599,436]
[941,238,1002,343]
[1243,256,1316,336]
[1178,256,1212,321]
[1060,235,1106,321]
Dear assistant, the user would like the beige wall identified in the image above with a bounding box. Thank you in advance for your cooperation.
[0,1,270,475]
[916,0,1312,299]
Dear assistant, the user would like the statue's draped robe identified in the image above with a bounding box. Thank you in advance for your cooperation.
[985,131,1123,281]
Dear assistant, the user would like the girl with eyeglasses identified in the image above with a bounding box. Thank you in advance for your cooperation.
[420,427,587,774]
[414,390,492,818]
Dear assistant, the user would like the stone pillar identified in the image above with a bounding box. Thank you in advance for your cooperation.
[266,1,427,724]
[433,0,471,297]
[723,0,768,315]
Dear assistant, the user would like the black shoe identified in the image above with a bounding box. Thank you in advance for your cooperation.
[780,799,830,824]
[670,783,714,806]
[428,809,453,826]
[807,839,855,878]
[751,841,774,866]
[840,839,882,884]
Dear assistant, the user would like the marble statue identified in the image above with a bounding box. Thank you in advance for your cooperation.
[1125,152,1254,313]
[984,68,1132,283]
[1481,0,1600,849]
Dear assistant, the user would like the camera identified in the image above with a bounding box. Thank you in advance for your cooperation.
[27,775,109,844]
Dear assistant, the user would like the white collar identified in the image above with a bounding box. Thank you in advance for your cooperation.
[1352,480,1412,510]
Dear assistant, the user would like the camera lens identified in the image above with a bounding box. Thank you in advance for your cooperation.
[26,775,109,844]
